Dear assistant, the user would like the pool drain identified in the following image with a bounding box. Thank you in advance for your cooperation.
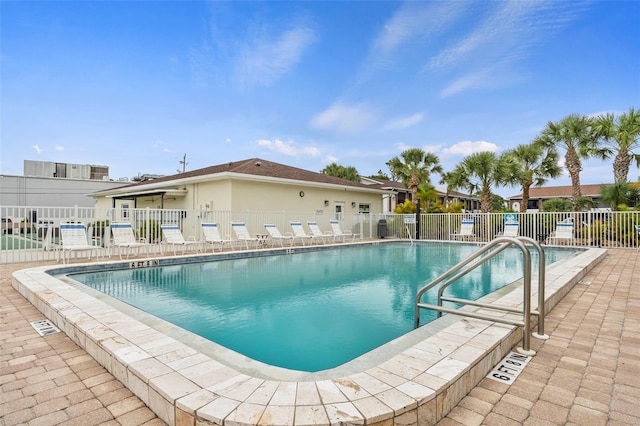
[30,319,60,336]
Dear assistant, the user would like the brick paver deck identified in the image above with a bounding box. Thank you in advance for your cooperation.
[440,249,639,426]
[1,250,638,425]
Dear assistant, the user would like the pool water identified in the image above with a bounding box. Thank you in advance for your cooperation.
[69,242,576,372]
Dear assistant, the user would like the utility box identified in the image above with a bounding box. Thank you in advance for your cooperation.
[377,219,387,238]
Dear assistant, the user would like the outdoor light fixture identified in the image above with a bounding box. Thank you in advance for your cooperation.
[324,200,329,206]
[351,202,356,208]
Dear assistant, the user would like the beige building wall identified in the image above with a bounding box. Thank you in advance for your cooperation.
[227,180,382,214]
[93,178,384,214]
[189,180,233,211]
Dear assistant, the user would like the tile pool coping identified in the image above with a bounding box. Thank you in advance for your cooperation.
[11,241,607,425]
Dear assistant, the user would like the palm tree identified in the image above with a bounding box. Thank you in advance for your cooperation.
[386,148,443,207]
[439,171,455,208]
[320,163,360,182]
[448,151,517,213]
[504,143,562,212]
[416,182,438,210]
[535,114,601,211]
[600,181,640,210]
[593,107,640,183]
[369,169,391,180]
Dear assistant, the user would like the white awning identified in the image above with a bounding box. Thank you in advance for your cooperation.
[106,188,188,198]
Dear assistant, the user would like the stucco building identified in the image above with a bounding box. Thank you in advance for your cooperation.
[92,158,389,216]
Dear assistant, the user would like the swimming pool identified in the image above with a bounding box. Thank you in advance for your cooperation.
[18,242,606,425]
[66,242,578,372]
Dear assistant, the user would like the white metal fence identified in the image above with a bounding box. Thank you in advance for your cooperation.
[2,205,639,264]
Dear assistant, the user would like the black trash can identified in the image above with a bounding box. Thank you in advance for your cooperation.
[377,219,387,238]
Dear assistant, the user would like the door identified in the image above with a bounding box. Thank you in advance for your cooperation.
[335,202,344,220]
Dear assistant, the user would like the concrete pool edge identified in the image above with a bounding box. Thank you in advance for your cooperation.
[11,245,607,425]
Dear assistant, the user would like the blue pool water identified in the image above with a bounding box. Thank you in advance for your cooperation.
[69,243,577,372]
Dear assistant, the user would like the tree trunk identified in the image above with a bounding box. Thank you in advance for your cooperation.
[564,148,583,211]
[613,151,630,182]
[521,175,533,213]
[409,174,419,207]
[521,185,530,213]
[481,188,492,213]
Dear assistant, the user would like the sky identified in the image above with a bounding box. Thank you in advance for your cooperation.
[1,0,639,197]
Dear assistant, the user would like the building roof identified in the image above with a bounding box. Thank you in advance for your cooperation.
[508,183,610,200]
[92,158,387,197]
[360,177,408,191]
[360,176,477,200]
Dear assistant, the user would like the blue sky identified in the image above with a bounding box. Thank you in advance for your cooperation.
[2,0,639,196]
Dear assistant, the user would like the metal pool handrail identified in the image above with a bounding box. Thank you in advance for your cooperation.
[437,237,547,338]
[414,237,546,355]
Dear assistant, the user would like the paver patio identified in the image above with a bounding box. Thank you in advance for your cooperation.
[1,249,638,425]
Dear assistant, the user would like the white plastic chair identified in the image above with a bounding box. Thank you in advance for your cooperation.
[329,220,359,242]
[231,222,260,249]
[58,222,101,264]
[502,222,519,238]
[546,220,574,245]
[290,221,322,245]
[160,224,201,255]
[451,219,475,241]
[307,221,332,244]
[264,223,294,247]
[201,222,233,252]
[110,222,151,259]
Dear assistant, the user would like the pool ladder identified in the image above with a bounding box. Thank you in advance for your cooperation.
[414,237,549,356]
[406,225,414,245]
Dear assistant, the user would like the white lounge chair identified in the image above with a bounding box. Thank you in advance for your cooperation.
[451,219,475,241]
[329,219,359,242]
[307,221,332,244]
[290,221,322,245]
[264,223,294,247]
[231,222,260,249]
[58,221,101,264]
[110,222,151,259]
[201,222,233,252]
[160,224,201,255]
[501,221,519,238]
[546,220,574,245]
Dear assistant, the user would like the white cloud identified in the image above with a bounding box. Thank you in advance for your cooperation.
[324,155,338,163]
[310,103,376,134]
[55,146,64,151]
[395,142,412,151]
[356,1,470,84]
[32,144,42,154]
[442,140,498,156]
[427,1,583,71]
[257,138,321,157]
[372,1,470,55]
[383,113,424,130]
[225,138,232,143]
[393,142,442,154]
[439,69,489,98]
[425,1,587,95]
[237,25,316,89]
[422,144,443,154]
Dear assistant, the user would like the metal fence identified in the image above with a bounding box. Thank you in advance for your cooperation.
[2,205,639,264]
